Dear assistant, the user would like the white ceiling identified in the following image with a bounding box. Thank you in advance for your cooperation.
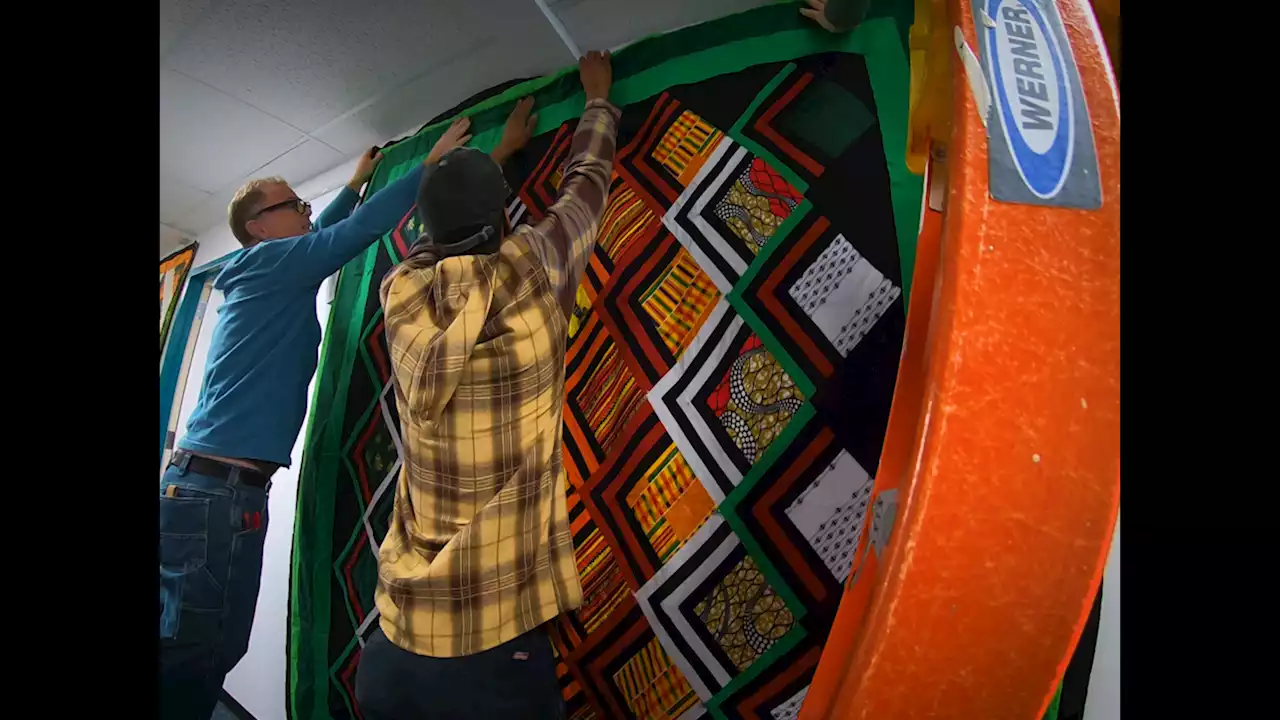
[159,0,768,255]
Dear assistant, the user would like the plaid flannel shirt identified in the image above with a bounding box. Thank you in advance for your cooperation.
[375,98,621,657]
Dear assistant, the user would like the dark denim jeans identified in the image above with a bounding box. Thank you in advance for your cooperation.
[355,625,565,720]
[159,463,269,720]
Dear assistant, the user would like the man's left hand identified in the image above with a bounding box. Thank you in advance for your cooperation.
[800,0,844,33]
[492,97,538,166]
[347,147,385,191]
[426,116,474,166]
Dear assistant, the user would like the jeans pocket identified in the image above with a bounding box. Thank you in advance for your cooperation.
[221,511,268,669]
[158,494,212,640]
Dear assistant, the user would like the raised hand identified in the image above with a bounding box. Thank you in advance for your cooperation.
[347,147,385,190]
[492,96,538,165]
[579,50,613,103]
[799,0,840,33]
[801,0,867,32]
[425,116,473,166]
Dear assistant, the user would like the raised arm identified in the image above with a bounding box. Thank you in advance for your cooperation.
[262,118,474,287]
[520,51,620,317]
[313,148,386,230]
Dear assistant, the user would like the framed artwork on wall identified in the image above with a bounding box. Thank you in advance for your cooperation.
[160,243,198,356]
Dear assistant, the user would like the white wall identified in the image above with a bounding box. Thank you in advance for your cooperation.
[171,182,347,720]
[220,282,331,720]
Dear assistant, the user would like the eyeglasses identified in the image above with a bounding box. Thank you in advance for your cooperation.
[253,197,311,218]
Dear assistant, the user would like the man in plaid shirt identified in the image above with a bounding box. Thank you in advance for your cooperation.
[355,51,619,719]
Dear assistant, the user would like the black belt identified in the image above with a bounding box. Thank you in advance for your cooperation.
[170,450,272,490]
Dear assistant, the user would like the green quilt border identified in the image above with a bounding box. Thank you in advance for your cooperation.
[288,3,917,718]
[290,157,426,720]
[288,245,375,720]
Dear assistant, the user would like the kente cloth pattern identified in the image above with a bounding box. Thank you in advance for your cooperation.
[287,4,919,719]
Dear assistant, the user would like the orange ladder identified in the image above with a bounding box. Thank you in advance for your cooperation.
[801,0,1120,717]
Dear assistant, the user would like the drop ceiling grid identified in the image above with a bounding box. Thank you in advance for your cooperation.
[159,0,771,242]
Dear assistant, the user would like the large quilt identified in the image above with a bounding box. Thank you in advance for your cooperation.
[288,3,920,719]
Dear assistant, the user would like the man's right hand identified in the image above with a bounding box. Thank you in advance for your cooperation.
[492,97,538,166]
[801,0,866,33]
[425,116,473,166]
[799,0,840,32]
[347,147,385,191]
[579,50,613,103]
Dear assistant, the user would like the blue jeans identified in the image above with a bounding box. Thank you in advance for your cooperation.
[159,463,269,720]
[355,625,565,720]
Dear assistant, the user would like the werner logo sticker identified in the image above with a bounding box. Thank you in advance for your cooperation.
[976,0,1101,209]
[990,2,1070,197]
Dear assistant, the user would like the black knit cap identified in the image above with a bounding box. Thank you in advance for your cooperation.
[416,147,508,256]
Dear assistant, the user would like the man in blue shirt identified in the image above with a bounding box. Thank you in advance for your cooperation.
[159,118,474,720]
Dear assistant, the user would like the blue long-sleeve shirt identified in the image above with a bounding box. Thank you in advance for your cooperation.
[179,164,424,467]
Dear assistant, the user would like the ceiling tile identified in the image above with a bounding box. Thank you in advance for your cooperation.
[168,139,346,238]
[160,0,764,234]
[249,139,346,187]
[160,223,192,257]
[162,0,531,132]
[161,68,305,194]
[551,0,770,54]
[160,175,213,225]
[314,35,570,155]
[173,185,239,238]
[160,0,217,58]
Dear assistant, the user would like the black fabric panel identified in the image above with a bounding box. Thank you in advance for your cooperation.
[1058,581,1105,720]
[668,61,787,132]
[811,298,905,476]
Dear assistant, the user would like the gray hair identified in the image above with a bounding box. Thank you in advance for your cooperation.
[228,176,288,246]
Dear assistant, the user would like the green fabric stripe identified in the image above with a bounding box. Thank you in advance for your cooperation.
[354,308,387,409]
[717,402,817,618]
[287,269,344,720]
[341,395,381,456]
[381,235,400,264]
[728,200,820,398]
[730,63,804,189]
[289,244,377,720]
[477,24,878,160]
[732,62,798,129]
[332,517,368,634]
[1042,681,1063,720]
[705,624,809,719]
[291,157,426,720]
[328,636,362,720]
[366,4,909,188]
